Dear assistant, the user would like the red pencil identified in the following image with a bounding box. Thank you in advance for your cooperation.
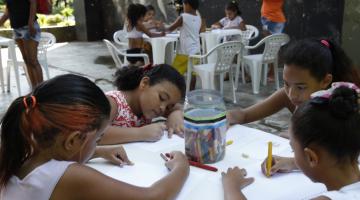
[164,153,218,172]
[188,160,218,172]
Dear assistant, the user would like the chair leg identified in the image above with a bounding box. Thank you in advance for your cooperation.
[229,70,237,103]
[274,59,280,90]
[263,64,268,86]
[43,52,50,79]
[234,54,241,90]
[249,62,262,94]
[8,45,21,95]
[241,61,246,84]
[219,73,224,95]
[185,67,192,94]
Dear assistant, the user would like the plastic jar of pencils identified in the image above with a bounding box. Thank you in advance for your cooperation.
[184,89,227,164]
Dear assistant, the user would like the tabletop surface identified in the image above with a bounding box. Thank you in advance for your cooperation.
[88,125,327,200]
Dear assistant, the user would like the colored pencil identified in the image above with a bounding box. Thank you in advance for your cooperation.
[266,141,273,177]
[188,160,218,172]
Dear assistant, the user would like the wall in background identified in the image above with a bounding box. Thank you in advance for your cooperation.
[342,0,360,66]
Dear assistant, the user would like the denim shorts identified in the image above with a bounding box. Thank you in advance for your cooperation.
[13,21,41,42]
[261,17,285,34]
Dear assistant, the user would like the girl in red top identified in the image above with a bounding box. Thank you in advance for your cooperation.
[100,64,186,144]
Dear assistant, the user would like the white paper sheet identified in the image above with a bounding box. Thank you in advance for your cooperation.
[226,125,290,159]
[88,159,207,200]
[241,163,327,200]
[128,133,185,153]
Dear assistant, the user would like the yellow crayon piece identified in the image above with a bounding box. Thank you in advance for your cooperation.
[266,141,273,177]
[226,140,233,146]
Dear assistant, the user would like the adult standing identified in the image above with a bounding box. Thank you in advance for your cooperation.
[0,0,43,89]
[261,0,286,35]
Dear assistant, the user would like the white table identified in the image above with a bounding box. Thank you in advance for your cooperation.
[88,125,326,200]
[200,29,242,63]
[144,34,179,65]
[0,36,20,95]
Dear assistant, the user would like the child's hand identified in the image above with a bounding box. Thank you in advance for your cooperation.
[222,167,254,190]
[211,24,220,29]
[261,155,297,176]
[226,109,246,125]
[164,151,189,171]
[166,110,184,138]
[97,146,133,166]
[141,123,166,142]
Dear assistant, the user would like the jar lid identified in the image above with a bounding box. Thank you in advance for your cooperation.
[185,89,224,106]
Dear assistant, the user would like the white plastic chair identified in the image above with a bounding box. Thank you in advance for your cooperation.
[187,41,244,103]
[103,39,149,69]
[240,25,259,46]
[242,33,290,94]
[6,32,56,92]
[113,30,129,49]
[38,32,56,79]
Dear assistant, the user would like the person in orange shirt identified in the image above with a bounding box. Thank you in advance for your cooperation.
[261,0,286,35]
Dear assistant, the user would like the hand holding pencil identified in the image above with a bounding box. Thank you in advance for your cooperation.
[261,155,298,176]
[160,151,189,171]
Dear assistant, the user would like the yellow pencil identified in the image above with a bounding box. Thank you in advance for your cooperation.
[266,141,273,177]
[226,140,233,146]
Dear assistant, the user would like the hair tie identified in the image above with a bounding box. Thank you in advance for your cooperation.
[23,95,37,113]
[142,64,153,73]
[310,82,360,101]
[320,39,330,48]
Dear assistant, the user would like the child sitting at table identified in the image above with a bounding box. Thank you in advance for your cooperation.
[227,38,360,138]
[0,74,190,200]
[99,64,186,145]
[126,3,165,65]
[211,1,246,31]
[143,5,165,32]
[167,0,204,89]
[222,83,360,200]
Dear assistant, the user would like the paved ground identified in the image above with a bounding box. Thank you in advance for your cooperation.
[0,41,291,134]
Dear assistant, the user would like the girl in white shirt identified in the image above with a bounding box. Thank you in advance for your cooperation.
[0,74,189,200]
[212,1,246,31]
[222,83,360,200]
[167,0,204,90]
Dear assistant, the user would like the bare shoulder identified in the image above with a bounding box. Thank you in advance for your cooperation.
[51,163,152,200]
[107,95,118,121]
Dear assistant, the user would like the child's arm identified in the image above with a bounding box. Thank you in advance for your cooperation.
[138,22,165,38]
[227,88,295,125]
[211,21,223,29]
[53,151,189,200]
[91,146,133,166]
[166,16,183,33]
[239,21,246,31]
[0,8,9,27]
[261,156,298,176]
[222,21,246,31]
[99,123,166,145]
[200,17,206,33]
[222,167,254,200]
[102,96,165,144]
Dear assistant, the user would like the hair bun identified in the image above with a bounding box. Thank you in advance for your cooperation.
[329,86,359,119]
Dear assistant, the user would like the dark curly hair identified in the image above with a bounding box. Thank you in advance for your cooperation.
[127,3,147,29]
[114,64,186,99]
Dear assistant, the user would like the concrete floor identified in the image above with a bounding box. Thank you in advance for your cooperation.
[0,41,291,134]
